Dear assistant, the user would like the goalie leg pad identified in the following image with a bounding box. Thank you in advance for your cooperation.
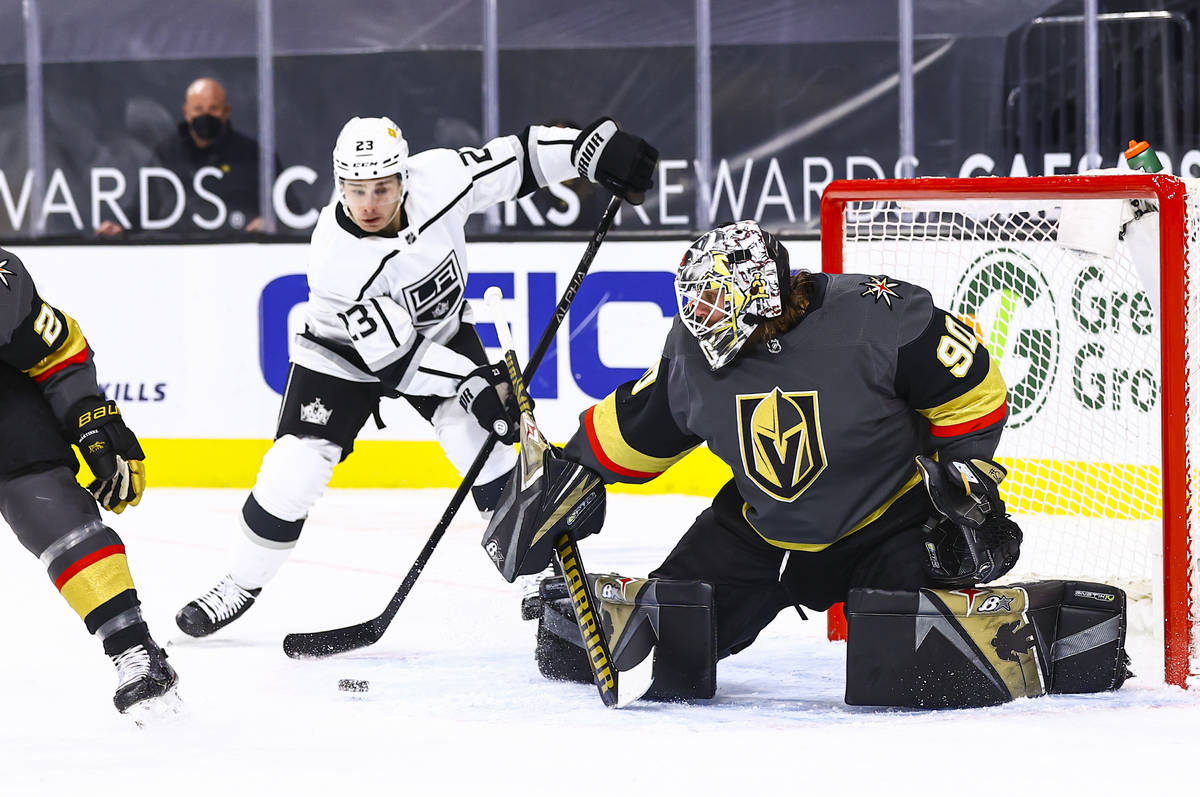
[533,574,717,700]
[844,579,1130,708]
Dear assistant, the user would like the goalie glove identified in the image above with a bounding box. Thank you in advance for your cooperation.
[481,414,606,582]
[67,396,146,514]
[914,456,1022,587]
[571,117,658,205]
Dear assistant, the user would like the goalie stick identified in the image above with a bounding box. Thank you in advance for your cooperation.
[282,195,622,659]
[486,288,654,708]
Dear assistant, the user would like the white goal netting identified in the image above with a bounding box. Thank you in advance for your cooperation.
[826,175,1199,686]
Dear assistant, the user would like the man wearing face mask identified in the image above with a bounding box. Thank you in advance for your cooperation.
[97,77,280,238]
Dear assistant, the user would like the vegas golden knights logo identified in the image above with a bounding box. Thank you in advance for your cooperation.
[736,388,827,502]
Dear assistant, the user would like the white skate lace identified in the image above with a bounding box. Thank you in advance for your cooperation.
[195,576,254,622]
[112,644,151,688]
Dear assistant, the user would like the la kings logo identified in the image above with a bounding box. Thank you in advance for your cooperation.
[403,251,464,327]
[300,397,332,426]
[736,387,827,502]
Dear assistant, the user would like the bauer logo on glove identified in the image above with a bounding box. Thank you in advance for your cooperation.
[67,396,147,514]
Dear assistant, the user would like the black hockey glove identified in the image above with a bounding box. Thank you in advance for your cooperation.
[915,456,1022,587]
[457,362,520,444]
[571,117,658,205]
[67,397,146,514]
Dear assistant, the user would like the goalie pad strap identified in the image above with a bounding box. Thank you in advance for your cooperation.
[1052,615,1121,662]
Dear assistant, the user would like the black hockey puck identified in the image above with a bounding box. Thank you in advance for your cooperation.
[338,678,369,693]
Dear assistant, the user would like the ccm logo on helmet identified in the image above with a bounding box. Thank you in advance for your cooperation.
[333,117,408,180]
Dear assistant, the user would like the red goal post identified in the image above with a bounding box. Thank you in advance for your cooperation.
[819,174,1196,688]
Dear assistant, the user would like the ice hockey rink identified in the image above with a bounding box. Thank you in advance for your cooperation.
[2,487,1196,794]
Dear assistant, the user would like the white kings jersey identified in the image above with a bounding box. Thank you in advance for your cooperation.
[292,124,582,396]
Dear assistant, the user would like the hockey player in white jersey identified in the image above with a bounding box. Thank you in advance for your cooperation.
[176,115,658,637]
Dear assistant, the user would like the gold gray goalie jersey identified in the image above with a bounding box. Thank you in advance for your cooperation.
[563,272,1010,551]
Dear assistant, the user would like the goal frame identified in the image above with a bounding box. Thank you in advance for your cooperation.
[819,174,1192,688]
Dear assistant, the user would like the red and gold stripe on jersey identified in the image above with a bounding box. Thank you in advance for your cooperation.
[26,312,90,383]
[582,392,697,482]
[918,356,1008,438]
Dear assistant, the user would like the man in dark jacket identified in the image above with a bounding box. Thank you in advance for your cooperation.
[97,77,279,237]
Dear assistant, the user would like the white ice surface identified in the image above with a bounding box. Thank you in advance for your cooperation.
[2,488,1197,795]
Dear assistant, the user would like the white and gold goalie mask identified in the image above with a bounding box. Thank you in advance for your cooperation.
[676,220,784,370]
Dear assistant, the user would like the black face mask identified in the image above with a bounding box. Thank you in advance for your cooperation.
[189,114,224,141]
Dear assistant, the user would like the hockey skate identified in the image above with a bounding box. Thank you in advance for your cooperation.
[175,574,261,637]
[111,640,181,724]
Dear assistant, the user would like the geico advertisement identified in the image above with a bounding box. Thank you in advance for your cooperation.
[23,240,821,441]
[23,238,1158,461]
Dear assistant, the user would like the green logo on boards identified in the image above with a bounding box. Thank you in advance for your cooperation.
[951,248,1059,429]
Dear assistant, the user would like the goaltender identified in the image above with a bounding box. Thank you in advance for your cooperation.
[485,220,1032,702]
[487,220,1133,706]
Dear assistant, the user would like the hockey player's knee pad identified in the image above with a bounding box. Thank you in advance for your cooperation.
[531,573,716,701]
[251,435,341,523]
[0,467,102,557]
[430,398,516,483]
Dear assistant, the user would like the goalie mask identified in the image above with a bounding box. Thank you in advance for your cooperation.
[676,220,789,370]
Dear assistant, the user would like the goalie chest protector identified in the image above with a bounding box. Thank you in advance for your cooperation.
[844,580,1130,708]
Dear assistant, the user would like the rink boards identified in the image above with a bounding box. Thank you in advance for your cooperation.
[27,240,750,492]
[27,237,1167,518]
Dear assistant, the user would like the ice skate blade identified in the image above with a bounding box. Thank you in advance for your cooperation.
[124,687,184,728]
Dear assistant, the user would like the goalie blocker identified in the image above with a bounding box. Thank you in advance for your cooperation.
[845,580,1132,708]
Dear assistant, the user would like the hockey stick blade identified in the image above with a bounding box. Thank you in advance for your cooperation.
[281,197,623,659]
[616,650,656,708]
[283,621,382,659]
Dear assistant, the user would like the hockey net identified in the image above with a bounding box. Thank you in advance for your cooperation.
[820,174,1199,688]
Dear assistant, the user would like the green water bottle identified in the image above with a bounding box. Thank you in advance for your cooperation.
[1124,139,1163,173]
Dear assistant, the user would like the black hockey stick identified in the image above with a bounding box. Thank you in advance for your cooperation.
[282,195,622,659]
